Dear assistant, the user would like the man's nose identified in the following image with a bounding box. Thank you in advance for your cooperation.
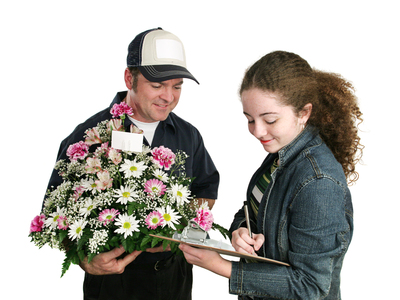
[160,88,174,103]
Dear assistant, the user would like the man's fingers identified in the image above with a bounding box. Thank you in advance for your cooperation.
[118,250,143,268]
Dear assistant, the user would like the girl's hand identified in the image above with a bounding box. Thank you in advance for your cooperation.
[179,244,232,278]
[231,228,265,255]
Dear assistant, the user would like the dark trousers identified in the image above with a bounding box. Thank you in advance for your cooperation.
[83,255,192,300]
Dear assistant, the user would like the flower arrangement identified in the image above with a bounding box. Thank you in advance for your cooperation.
[29,102,229,277]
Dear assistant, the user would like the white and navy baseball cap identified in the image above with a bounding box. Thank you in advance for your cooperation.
[127,27,199,84]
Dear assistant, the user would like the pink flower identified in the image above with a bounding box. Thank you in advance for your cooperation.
[130,124,144,134]
[57,216,69,230]
[144,179,167,197]
[85,127,102,145]
[29,214,46,233]
[193,206,214,232]
[67,141,89,162]
[108,148,122,165]
[151,146,176,170]
[73,185,86,201]
[95,170,113,190]
[145,211,164,230]
[85,157,102,174]
[99,208,120,225]
[108,119,124,132]
[110,102,133,118]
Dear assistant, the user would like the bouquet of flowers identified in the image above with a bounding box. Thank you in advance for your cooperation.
[29,102,229,277]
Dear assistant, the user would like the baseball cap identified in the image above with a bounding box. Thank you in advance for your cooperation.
[127,27,199,84]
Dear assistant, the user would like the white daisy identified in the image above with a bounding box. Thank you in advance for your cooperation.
[68,219,88,241]
[153,169,169,182]
[119,158,148,178]
[114,213,139,238]
[79,198,98,217]
[113,185,138,204]
[168,184,191,206]
[81,178,98,194]
[157,205,181,230]
[45,207,66,229]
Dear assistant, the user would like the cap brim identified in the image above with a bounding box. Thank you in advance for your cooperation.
[138,65,199,84]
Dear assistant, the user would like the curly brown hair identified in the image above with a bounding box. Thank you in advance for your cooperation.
[240,51,363,184]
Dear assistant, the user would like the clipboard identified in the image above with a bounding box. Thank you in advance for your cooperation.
[149,234,290,267]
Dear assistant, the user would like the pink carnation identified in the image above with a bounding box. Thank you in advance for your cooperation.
[193,207,214,232]
[151,146,176,170]
[67,141,89,162]
[110,102,133,118]
[29,214,46,233]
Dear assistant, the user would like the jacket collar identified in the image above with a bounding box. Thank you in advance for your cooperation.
[277,125,321,168]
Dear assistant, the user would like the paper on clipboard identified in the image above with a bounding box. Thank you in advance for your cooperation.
[149,234,290,266]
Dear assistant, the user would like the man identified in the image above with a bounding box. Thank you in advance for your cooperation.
[45,27,219,300]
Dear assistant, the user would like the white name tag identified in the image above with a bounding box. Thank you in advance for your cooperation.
[111,131,143,152]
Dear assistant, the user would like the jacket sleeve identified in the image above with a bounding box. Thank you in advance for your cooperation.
[229,177,353,300]
[189,126,219,200]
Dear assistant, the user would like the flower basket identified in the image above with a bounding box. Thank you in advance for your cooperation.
[29,103,230,277]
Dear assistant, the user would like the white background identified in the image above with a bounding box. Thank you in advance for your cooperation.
[1,1,399,299]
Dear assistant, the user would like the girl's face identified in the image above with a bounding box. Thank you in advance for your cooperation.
[241,88,311,154]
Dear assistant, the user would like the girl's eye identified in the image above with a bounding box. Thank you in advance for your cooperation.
[266,120,276,125]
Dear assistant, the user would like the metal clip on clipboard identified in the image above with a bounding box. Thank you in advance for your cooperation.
[172,220,234,251]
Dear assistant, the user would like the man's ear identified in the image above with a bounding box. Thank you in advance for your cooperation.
[124,68,133,90]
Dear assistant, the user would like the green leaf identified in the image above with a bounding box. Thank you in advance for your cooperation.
[140,235,152,249]
[162,239,170,251]
[61,256,72,278]
[87,252,97,264]
[58,230,68,244]
[151,237,162,248]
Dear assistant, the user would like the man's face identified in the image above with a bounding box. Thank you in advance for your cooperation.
[126,73,183,123]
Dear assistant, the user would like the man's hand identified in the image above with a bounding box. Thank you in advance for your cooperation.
[145,243,171,253]
[79,245,142,275]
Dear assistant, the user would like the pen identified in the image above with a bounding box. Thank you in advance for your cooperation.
[243,201,252,239]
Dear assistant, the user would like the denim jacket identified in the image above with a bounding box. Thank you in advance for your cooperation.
[229,125,353,300]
